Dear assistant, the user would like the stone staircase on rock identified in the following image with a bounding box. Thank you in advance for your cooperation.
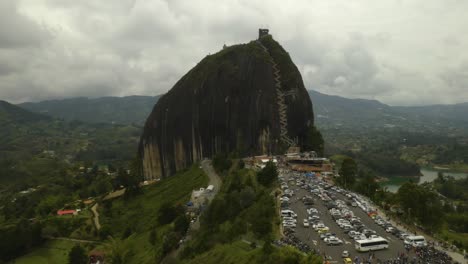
[257,39,297,148]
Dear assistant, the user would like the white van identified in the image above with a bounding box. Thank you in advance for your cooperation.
[404,235,427,247]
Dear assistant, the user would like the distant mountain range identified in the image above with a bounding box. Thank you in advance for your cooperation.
[19,96,160,125]
[309,90,468,134]
[15,91,468,134]
[1,100,50,123]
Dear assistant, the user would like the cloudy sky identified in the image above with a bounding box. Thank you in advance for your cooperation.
[1,0,467,105]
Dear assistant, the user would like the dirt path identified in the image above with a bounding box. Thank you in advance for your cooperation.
[91,203,101,230]
[103,188,125,200]
[45,236,101,244]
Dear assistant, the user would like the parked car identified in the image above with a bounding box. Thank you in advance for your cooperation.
[348,231,360,238]
[326,237,343,245]
[303,219,310,228]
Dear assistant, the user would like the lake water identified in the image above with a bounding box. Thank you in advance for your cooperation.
[381,168,468,193]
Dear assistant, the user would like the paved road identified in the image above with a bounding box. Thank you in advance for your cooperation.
[167,159,222,262]
[91,203,101,230]
[188,160,222,231]
[283,172,418,263]
[201,159,222,199]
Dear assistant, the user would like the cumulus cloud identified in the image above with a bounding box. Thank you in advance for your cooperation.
[0,0,467,105]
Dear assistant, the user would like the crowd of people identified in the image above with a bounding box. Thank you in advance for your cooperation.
[274,228,312,253]
[349,246,455,264]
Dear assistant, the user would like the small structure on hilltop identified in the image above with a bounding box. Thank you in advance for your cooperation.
[258,28,269,39]
[57,209,77,216]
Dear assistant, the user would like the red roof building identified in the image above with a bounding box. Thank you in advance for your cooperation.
[57,210,76,216]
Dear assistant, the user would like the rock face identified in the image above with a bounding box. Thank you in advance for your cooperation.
[139,33,314,180]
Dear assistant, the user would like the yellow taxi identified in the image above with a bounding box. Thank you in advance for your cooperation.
[343,257,353,264]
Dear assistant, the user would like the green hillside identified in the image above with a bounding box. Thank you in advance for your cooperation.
[19,95,161,125]
[0,100,142,186]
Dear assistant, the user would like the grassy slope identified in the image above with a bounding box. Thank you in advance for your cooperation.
[100,165,208,235]
[99,165,209,263]
[182,241,260,264]
[13,240,78,264]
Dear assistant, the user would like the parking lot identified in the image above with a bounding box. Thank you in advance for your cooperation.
[277,168,454,263]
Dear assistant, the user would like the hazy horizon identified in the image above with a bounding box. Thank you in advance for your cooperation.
[8,89,467,108]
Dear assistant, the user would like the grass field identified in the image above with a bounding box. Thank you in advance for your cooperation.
[439,227,468,251]
[13,240,79,264]
[100,164,209,236]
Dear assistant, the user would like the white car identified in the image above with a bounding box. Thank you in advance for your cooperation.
[313,223,325,230]
[282,217,297,223]
[308,215,320,221]
[307,208,319,214]
[326,237,343,245]
[303,219,310,227]
[348,231,360,238]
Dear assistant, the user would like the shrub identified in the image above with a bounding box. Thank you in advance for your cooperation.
[68,245,88,264]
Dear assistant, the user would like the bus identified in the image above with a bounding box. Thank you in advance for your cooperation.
[355,237,389,252]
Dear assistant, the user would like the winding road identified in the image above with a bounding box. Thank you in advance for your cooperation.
[200,159,222,199]
[166,159,222,262]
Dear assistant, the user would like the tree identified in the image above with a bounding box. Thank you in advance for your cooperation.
[121,226,132,239]
[397,182,444,233]
[239,187,256,208]
[303,126,324,156]
[338,158,357,189]
[162,232,180,255]
[124,158,143,199]
[174,215,190,234]
[251,216,272,238]
[99,225,112,239]
[148,229,157,245]
[116,167,129,188]
[355,170,380,199]
[158,203,183,225]
[257,161,278,186]
[68,245,88,264]
[238,159,245,169]
[212,153,232,173]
